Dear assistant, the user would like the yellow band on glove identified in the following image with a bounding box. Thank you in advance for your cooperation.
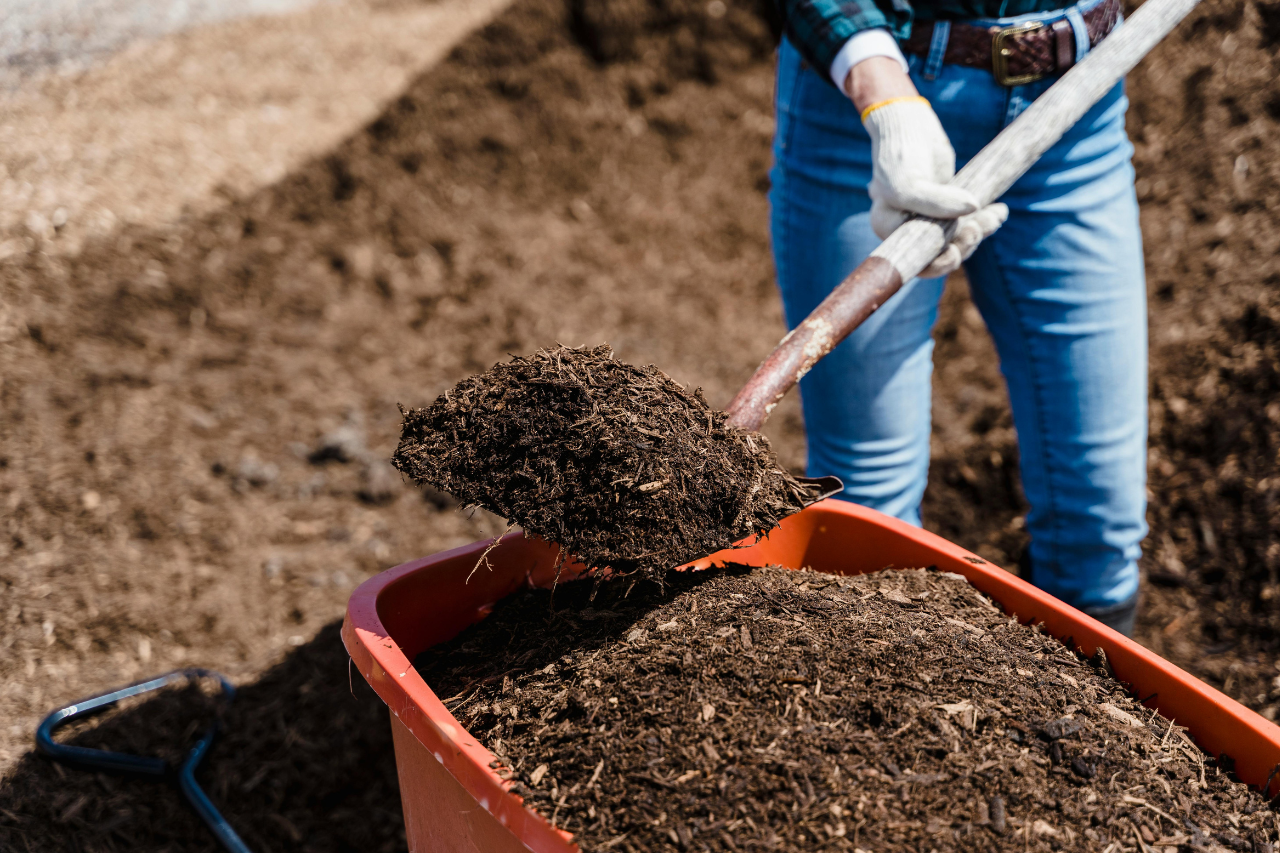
[860,95,929,122]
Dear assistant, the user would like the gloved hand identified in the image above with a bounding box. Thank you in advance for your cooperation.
[916,203,1009,278]
[861,95,1008,277]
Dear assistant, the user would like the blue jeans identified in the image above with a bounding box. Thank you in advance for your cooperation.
[769,22,1146,612]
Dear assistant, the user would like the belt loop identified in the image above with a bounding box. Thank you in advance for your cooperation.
[922,20,951,81]
[1064,6,1091,61]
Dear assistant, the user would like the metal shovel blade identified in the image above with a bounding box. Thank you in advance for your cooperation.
[797,475,845,504]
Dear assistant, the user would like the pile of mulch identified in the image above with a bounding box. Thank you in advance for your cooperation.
[417,566,1278,853]
[393,345,823,579]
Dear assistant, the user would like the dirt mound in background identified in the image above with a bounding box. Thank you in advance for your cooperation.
[1147,303,1280,628]
[567,0,779,66]
[394,345,820,579]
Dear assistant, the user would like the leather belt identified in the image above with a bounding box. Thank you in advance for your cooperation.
[901,0,1121,86]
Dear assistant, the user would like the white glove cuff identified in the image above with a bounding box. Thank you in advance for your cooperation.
[860,96,935,131]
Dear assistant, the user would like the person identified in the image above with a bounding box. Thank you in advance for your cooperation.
[770,0,1145,635]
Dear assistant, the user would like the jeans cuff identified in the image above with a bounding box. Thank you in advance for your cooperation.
[1080,592,1139,638]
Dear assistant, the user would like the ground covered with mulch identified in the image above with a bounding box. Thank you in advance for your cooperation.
[394,344,822,578]
[418,566,1278,853]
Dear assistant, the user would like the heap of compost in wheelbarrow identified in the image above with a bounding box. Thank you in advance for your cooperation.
[417,567,1278,853]
[393,345,825,579]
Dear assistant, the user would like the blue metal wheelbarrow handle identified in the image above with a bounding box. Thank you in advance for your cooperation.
[35,668,253,853]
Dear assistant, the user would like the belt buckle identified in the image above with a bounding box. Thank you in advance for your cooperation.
[991,21,1047,86]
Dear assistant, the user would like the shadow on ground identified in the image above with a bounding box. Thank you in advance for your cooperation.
[0,622,406,853]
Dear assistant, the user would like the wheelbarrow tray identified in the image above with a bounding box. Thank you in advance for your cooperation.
[342,500,1280,853]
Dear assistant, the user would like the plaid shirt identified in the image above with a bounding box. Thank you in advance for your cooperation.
[777,0,1073,83]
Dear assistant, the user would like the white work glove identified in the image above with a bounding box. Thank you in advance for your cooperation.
[862,95,1009,278]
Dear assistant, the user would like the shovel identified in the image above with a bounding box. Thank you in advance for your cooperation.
[725,0,1201,445]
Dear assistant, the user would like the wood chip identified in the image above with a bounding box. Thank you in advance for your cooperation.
[1099,703,1144,728]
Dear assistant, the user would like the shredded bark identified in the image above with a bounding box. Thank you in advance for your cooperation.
[416,566,1280,853]
[392,345,824,579]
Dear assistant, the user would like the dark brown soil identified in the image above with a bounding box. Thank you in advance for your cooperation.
[3,0,1280,847]
[417,566,1277,852]
[0,624,406,852]
[393,344,822,579]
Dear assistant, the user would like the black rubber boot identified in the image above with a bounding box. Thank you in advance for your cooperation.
[1080,595,1138,638]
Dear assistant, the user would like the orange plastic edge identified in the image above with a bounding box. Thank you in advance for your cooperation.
[343,500,1280,853]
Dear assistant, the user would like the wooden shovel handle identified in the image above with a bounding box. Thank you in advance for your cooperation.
[725,0,1202,433]
[725,257,904,431]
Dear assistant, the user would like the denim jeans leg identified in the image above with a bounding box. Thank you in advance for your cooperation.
[776,201,945,527]
[770,40,945,526]
[961,83,1147,613]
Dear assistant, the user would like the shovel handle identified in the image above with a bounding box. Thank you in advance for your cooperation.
[725,0,1201,432]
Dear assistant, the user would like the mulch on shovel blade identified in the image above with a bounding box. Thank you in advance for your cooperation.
[393,345,823,580]
[416,566,1278,853]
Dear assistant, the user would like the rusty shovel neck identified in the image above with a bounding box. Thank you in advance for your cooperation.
[724,257,903,433]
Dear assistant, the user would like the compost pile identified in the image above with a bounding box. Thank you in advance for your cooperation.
[393,345,823,578]
[417,566,1278,853]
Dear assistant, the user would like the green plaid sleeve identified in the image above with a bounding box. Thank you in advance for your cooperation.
[776,0,914,84]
